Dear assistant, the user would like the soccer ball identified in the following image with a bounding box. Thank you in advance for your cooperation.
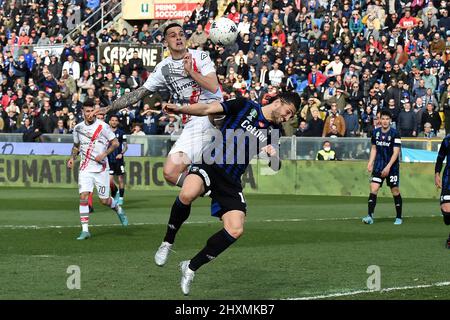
[209,17,238,46]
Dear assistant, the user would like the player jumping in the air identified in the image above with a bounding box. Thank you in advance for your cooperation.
[67,100,128,240]
[107,115,128,206]
[156,92,300,295]
[363,110,403,225]
[434,135,450,248]
[94,22,222,187]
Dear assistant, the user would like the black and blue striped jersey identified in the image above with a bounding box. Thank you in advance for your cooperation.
[208,98,279,185]
[371,127,401,173]
[435,135,450,189]
[108,128,127,164]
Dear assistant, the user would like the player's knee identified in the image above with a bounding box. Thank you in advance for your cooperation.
[178,189,197,205]
[79,192,90,200]
[226,226,244,239]
[442,210,450,225]
[163,166,178,185]
[99,198,110,206]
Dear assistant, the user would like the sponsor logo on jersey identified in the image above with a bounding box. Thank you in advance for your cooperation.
[376,140,391,147]
[240,120,268,143]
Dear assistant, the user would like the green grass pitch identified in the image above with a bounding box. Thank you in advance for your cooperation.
[1,187,449,300]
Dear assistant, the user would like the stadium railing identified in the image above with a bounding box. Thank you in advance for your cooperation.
[0,134,442,161]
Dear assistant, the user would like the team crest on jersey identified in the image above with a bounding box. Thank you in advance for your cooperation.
[200,52,208,60]
[388,136,391,141]
[247,109,258,121]
[376,132,380,139]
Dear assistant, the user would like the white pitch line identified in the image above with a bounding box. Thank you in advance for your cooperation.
[287,281,450,300]
[0,215,440,230]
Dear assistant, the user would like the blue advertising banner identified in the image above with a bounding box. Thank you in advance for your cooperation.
[401,147,438,163]
[0,142,142,156]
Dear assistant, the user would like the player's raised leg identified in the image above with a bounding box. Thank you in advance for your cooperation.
[155,174,205,266]
[109,175,119,203]
[96,172,128,227]
[118,174,125,205]
[163,152,191,187]
[180,210,244,295]
[88,192,94,213]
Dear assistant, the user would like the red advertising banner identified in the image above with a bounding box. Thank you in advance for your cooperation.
[154,3,197,19]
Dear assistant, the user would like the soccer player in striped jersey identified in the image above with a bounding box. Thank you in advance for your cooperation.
[107,115,128,206]
[434,135,450,248]
[155,92,300,295]
[363,110,403,225]
[67,100,128,240]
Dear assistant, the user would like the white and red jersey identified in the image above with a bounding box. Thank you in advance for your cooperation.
[73,119,116,173]
[143,49,223,104]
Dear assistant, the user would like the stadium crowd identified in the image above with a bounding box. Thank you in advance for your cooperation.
[0,0,449,140]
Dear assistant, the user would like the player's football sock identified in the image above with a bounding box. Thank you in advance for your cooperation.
[368,193,377,217]
[176,172,188,188]
[118,188,125,205]
[110,182,118,198]
[394,194,402,219]
[442,210,450,225]
[189,228,237,272]
[163,196,191,244]
[79,199,90,232]
[88,193,94,213]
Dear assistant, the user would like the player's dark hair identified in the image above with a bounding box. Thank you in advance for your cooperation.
[380,110,392,118]
[109,115,119,121]
[163,23,183,37]
[277,92,301,111]
[83,99,95,108]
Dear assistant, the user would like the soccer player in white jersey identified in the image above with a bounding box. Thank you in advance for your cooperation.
[67,100,128,240]
[94,22,222,188]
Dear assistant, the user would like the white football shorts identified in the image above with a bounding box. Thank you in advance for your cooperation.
[168,116,217,164]
[78,170,110,199]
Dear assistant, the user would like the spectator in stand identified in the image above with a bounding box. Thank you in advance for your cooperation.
[398,102,417,137]
[421,102,442,135]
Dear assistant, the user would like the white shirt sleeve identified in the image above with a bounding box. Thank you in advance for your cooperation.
[143,63,166,92]
[103,124,116,141]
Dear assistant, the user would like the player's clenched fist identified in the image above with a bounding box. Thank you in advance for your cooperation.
[67,158,74,169]
[261,145,277,157]
[163,103,182,114]
[183,52,193,74]
[95,153,107,163]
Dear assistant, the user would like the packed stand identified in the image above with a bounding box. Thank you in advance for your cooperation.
[0,0,449,140]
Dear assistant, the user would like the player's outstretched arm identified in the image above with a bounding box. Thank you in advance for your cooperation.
[163,101,224,116]
[95,87,152,115]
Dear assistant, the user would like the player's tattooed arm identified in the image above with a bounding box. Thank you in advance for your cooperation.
[96,87,152,115]
[67,143,80,169]
[71,143,80,160]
